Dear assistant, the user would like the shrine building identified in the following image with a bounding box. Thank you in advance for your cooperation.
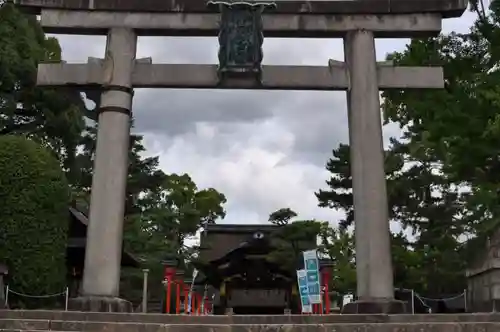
[192,223,333,315]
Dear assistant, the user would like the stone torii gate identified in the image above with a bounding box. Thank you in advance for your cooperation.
[17,0,466,313]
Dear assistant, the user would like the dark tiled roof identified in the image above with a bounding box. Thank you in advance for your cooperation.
[68,206,141,267]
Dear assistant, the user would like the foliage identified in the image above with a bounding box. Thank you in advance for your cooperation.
[381,2,500,264]
[67,117,228,303]
[121,171,226,303]
[315,144,404,230]
[137,173,227,261]
[0,1,226,308]
[316,140,467,295]
[319,225,356,293]
[0,3,85,175]
[266,208,325,272]
[269,207,297,226]
[315,4,500,294]
[0,135,69,306]
[71,123,167,212]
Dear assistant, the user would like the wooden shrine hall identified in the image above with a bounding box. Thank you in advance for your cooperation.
[192,224,333,315]
[67,204,140,298]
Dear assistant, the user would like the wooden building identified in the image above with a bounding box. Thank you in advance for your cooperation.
[193,223,326,315]
[67,205,140,297]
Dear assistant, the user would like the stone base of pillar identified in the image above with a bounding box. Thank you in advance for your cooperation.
[68,296,132,312]
[341,299,406,314]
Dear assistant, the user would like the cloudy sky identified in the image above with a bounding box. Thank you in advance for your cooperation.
[54,9,477,227]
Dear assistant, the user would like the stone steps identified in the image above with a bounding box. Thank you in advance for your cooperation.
[1,321,500,332]
[2,311,500,332]
[2,310,500,324]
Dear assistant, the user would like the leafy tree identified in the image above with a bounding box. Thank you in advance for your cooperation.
[0,3,229,307]
[0,3,85,174]
[382,2,500,245]
[318,224,427,295]
[269,207,297,226]
[315,144,404,230]
[266,208,325,272]
[316,142,466,295]
[0,135,69,307]
[122,174,226,306]
[319,225,356,294]
[72,123,166,213]
[138,173,227,260]
[70,120,227,305]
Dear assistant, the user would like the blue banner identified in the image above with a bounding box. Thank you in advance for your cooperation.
[296,269,312,313]
[303,249,321,304]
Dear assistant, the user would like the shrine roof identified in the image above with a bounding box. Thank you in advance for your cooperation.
[68,205,141,268]
[193,237,294,285]
[16,0,467,18]
[204,223,278,234]
[210,237,273,264]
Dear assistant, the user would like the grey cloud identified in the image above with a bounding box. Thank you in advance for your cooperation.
[138,37,218,63]
[51,13,475,226]
[132,89,292,136]
[55,33,408,170]
[271,91,348,166]
[55,35,107,61]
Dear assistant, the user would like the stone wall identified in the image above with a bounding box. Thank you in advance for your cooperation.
[467,232,500,312]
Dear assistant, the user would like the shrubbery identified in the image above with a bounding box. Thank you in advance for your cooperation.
[0,135,69,306]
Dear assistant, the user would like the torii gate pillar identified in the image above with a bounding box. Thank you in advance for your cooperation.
[341,29,403,313]
[71,27,137,312]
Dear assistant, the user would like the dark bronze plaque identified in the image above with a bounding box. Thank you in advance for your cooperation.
[208,0,275,83]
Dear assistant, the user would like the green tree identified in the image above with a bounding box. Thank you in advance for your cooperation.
[266,208,325,272]
[122,174,226,306]
[318,224,425,295]
[0,135,69,307]
[72,123,167,213]
[70,122,227,305]
[269,207,297,226]
[315,144,404,230]
[316,142,466,295]
[382,2,500,244]
[380,3,500,275]
[0,3,85,175]
[319,225,356,294]
[138,173,227,260]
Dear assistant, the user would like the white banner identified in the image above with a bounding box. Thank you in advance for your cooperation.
[187,268,199,313]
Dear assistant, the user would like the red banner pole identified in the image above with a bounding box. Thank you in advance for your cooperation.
[176,281,181,314]
[196,294,202,315]
[191,292,196,315]
[166,280,171,314]
[184,285,189,314]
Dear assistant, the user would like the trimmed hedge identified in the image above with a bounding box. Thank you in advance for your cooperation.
[0,135,69,306]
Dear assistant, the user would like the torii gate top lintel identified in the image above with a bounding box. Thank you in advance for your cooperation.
[16,0,467,18]
[16,0,467,91]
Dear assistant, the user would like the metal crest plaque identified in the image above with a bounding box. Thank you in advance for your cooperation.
[207,0,276,84]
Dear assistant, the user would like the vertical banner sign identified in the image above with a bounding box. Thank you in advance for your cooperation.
[297,269,312,313]
[303,249,321,304]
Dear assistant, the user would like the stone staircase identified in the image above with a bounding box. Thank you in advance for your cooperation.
[1,310,500,332]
